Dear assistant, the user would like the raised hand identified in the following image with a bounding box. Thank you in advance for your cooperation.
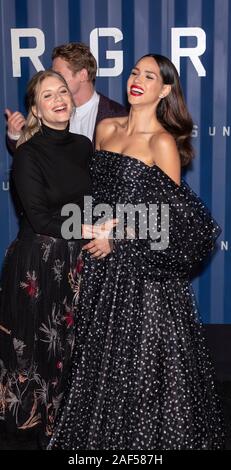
[5,108,26,139]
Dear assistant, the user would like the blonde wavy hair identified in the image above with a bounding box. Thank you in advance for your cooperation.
[17,69,73,147]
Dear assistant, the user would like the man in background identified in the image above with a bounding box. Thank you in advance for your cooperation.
[6,42,127,152]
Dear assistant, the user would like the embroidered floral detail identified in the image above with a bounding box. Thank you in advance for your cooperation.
[52,393,63,413]
[68,271,81,304]
[18,373,28,383]
[51,378,58,388]
[0,324,11,335]
[13,338,26,357]
[36,379,49,406]
[41,241,53,262]
[20,271,40,298]
[76,257,84,274]
[0,236,78,435]
[68,253,84,305]
[62,300,75,327]
[0,382,7,415]
[0,359,7,382]
[64,311,74,327]
[18,392,41,429]
[52,259,65,283]
[39,305,62,358]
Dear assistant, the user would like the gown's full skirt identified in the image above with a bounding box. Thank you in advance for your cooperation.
[48,151,224,450]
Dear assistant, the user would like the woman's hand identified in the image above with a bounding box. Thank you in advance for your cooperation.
[83,238,113,258]
[82,219,118,240]
[5,109,26,139]
[82,219,118,258]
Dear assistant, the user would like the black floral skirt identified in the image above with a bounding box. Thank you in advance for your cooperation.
[0,233,83,436]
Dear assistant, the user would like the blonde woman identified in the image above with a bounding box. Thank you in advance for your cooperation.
[0,70,93,447]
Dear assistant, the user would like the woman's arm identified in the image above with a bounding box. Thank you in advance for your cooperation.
[151,133,181,186]
[12,146,70,238]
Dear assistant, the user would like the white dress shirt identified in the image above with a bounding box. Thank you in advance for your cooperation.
[69,91,100,141]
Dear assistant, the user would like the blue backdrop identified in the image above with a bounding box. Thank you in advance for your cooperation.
[0,0,230,323]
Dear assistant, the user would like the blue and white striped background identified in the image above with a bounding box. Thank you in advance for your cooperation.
[0,0,230,323]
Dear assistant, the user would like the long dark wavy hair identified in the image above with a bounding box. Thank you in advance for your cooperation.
[141,54,194,166]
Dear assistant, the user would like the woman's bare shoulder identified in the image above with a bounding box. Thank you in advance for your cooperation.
[150,130,176,148]
[96,117,128,148]
[97,116,127,131]
[150,131,181,185]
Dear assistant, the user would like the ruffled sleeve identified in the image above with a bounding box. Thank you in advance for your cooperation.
[114,166,221,280]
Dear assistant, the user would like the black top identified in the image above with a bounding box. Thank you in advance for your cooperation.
[12,124,92,239]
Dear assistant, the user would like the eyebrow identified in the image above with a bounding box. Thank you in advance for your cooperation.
[41,85,67,93]
[133,67,157,75]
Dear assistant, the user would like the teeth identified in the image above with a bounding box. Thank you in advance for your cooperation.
[131,87,144,95]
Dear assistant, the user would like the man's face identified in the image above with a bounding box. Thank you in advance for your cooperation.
[52,57,82,97]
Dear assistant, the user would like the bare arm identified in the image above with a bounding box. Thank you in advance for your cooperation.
[85,119,118,257]
[151,133,181,185]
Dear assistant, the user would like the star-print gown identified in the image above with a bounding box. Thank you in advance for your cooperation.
[48,150,224,450]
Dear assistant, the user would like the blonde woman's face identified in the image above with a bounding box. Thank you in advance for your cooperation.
[34,76,73,130]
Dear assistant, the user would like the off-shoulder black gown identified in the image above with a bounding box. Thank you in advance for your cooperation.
[0,124,92,438]
[48,150,223,450]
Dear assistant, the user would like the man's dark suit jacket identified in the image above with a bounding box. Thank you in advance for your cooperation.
[6,92,128,155]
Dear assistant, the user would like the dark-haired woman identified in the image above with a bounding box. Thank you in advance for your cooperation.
[49,55,224,450]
